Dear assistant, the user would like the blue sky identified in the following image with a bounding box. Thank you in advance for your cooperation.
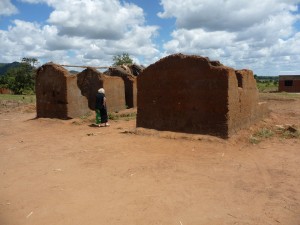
[1,1,51,26]
[1,0,300,76]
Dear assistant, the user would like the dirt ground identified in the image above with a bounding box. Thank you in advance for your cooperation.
[0,93,300,225]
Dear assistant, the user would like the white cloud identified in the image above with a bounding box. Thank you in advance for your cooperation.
[3,0,300,75]
[0,20,72,63]
[0,0,18,16]
[0,0,160,67]
[158,0,300,32]
[22,0,148,40]
[160,0,300,75]
[164,29,235,53]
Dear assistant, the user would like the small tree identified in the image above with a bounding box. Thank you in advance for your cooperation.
[21,57,38,68]
[112,53,133,66]
[1,59,37,94]
[6,63,35,94]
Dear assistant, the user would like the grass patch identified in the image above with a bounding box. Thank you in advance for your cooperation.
[254,128,274,138]
[257,82,278,93]
[274,92,300,99]
[259,92,300,101]
[108,112,137,121]
[79,111,92,120]
[250,125,300,144]
[276,125,300,139]
[0,94,36,103]
[108,113,118,120]
[249,128,274,144]
[249,136,261,144]
[282,130,300,139]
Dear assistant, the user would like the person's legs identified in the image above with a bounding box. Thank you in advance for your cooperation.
[95,109,101,125]
[100,107,109,126]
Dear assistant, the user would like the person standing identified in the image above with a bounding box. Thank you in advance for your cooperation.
[95,88,110,127]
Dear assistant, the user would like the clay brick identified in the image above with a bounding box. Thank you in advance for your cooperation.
[278,75,300,92]
[36,63,126,119]
[106,66,137,108]
[137,54,268,138]
[0,88,12,94]
[77,67,126,113]
[36,63,89,119]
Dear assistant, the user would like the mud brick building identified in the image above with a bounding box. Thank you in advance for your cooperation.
[77,67,126,112]
[0,88,12,94]
[36,63,126,119]
[105,66,137,108]
[137,54,268,138]
[36,63,89,119]
[278,75,300,92]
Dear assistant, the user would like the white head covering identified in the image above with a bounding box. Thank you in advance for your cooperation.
[98,88,105,94]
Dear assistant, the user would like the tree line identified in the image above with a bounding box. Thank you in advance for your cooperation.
[1,54,281,95]
[0,57,37,95]
[0,53,134,95]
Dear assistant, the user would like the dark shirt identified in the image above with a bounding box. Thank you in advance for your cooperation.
[95,93,105,109]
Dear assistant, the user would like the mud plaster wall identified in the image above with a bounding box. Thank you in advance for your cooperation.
[137,54,267,138]
[137,54,229,137]
[66,75,90,118]
[36,63,89,119]
[108,67,137,108]
[77,68,125,112]
[227,70,268,136]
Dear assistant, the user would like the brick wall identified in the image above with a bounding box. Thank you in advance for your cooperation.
[36,63,69,118]
[227,69,268,135]
[0,88,13,94]
[107,67,137,108]
[279,76,300,92]
[77,68,126,112]
[36,64,127,118]
[137,54,268,138]
[36,63,88,119]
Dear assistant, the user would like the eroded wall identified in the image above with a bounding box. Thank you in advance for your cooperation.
[77,68,126,112]
[66,75,90,118]
[36,63,89,119]
[137,54,267,138]
[107,66,137,108]
[36,63,69,118]
[227,69,268,135]
[137,54,231,137]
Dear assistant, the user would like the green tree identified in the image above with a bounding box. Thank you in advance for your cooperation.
[0,73,13,89]
[112,53,133,66]
[1,58,37,94]
[21,57,38,67]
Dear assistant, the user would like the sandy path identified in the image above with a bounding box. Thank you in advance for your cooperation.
[0,98,300,225]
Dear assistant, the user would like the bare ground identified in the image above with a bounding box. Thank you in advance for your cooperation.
[0,94,300,225]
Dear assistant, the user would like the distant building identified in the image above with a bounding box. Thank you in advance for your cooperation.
[0,88,12,94]
[278,75,300,92]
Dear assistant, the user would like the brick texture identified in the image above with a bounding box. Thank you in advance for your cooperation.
[36,63,89,119]
[77,67,126,112]
[137,54,268,138]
